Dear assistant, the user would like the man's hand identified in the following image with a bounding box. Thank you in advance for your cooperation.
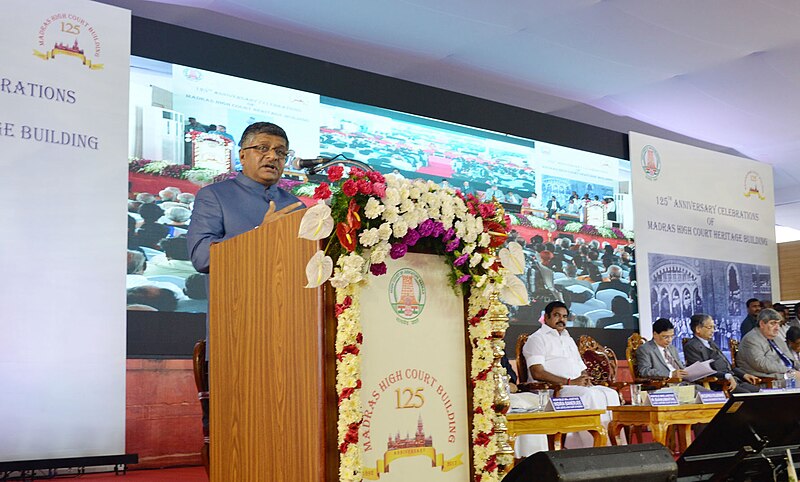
[743,373,760,385]
[260,201,303,226]
[727,377,738,391]
[672,369,688,380]
[570,374,593,387]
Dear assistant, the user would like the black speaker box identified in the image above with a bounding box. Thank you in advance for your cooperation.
[504,443,677,482]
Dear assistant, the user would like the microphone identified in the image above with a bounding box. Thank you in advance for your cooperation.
[292,156,330,170]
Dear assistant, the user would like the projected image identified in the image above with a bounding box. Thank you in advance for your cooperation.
[126,56,635,318]
[647,253,772,357]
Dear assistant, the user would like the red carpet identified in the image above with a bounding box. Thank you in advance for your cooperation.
[78,466,206,481]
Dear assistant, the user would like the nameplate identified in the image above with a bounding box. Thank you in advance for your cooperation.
[549,396,585,411]
[696,391,726,404]
[646,391,679,406]
[759,388,784,393]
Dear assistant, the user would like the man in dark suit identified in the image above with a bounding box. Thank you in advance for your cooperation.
[546,196,561,218]
[595,265,630,295]
[636,318,688,379]
[684,314,760,393]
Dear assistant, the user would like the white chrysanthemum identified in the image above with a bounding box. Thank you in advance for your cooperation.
[370,242,390,264]
[358,228,380,247]
[364,197,385,219]
[470,252,483,268]
[377,222,392,241]
[382,205,400,223]
[383,187,401,206]
[409,186,422,200]
[392,219,409,238]
[478,232,491,247]
[399,198,415,213]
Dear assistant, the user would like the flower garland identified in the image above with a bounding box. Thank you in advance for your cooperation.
[297,166,528,481]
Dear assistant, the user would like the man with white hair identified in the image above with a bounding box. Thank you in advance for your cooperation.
[595,265,630,295]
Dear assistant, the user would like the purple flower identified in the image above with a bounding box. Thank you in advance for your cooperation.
[457,274,471,284]
[370,262,387,276]
[390,243,408,259]
[431,222,445,238]
[418,219,435,237]
[445,239,460,252]
[454,253,469,266]
[403,229,421,246]
[443,228,456,242]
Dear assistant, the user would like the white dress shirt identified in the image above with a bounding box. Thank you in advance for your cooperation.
[523,324,586,379]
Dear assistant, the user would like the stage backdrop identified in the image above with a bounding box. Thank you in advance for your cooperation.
[0,0,130,462]
[359,253,469,481]
[630,133,779,347]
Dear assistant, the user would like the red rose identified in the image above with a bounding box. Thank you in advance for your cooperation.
[349,167,366,179]
[313,182,332,200]
[371,182,386,197]
[342,179,358,197]
[327,165,344,182]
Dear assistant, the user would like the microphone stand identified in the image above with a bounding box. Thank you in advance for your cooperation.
[306,157,374,175]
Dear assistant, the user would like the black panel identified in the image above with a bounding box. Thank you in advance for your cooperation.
[126,311,204,359]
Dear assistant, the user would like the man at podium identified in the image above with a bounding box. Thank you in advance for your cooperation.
[187,122,303,273]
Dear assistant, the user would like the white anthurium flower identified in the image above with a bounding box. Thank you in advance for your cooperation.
[297,201,333,240]
[498,241,526,275]
[500,274,529,306]
[304,250,333,288]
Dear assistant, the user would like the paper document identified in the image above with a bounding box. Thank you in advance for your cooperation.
[684,359,716,382]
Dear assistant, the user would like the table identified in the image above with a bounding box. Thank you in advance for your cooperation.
[506,409,607,451]
[608,403,725,452]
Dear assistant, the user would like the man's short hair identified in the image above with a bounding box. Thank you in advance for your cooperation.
[607,265,622,279]
[564,263,577,278]
[653,318,674,334]
[139,202,164,222]
[159,236,190,261]
[773,303,787,313]
[787,326,800,344]
[746,298,761,309]
[544,301,569,317]
[184,273,208,300]
[689,314,711,333]
[127,250,146,274]
[758,308,781,325]
[177,192,195,204]
[240,122,288,148]
[127,286,177,311]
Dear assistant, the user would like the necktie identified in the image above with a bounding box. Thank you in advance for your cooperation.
[664,347,679,371]
[768,339,793,369]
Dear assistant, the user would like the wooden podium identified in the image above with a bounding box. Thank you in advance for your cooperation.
[208,210,337,481]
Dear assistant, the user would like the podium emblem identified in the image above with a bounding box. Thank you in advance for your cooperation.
[388,268,427,325]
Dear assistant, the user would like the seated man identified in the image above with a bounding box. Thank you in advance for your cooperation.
[522,301,621,451]
[740,298,762,337]
[684,314,760,393]
[595,265,630,295]
[786,326,800,364]
[738,308,799,380]
[636,318,688,380]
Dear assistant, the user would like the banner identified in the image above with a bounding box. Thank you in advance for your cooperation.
[629,133,779,347]
[0,0,130,462]
[359,253,469,481]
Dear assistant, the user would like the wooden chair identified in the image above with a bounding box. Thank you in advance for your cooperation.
[192,340,209,475]
[680,337,729,394]
[578,335,628,393]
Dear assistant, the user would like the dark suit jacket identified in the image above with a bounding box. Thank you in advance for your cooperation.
[684,336,745,380]
[636,339,684,378]
[740,314,758,337]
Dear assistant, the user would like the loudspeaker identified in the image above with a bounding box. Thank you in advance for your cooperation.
[504,443,677,482]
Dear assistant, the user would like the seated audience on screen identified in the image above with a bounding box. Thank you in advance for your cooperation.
[144,236,196,278]
[520,301,621,452]
[177,273,209,313]
[526,192,542,209]
[596,296,636,330]
[738,308,798,380]
[684,314,760,393]
[126,285,178,312]
[136,203,170,249]
[595,265,630,295]
[545,196,561,218]
[636,318,688,379]
[505,191,523,204]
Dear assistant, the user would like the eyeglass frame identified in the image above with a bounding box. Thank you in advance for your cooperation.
[240,144,294,160]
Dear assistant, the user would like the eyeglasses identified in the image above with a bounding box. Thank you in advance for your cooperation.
[241,144,292,160]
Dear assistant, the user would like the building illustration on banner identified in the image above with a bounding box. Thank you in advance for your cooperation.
[648,252,772,356]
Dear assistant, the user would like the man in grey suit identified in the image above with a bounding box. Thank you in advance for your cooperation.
[636,318,688,379]
[684,314,760,393]
[738,309,799,380]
